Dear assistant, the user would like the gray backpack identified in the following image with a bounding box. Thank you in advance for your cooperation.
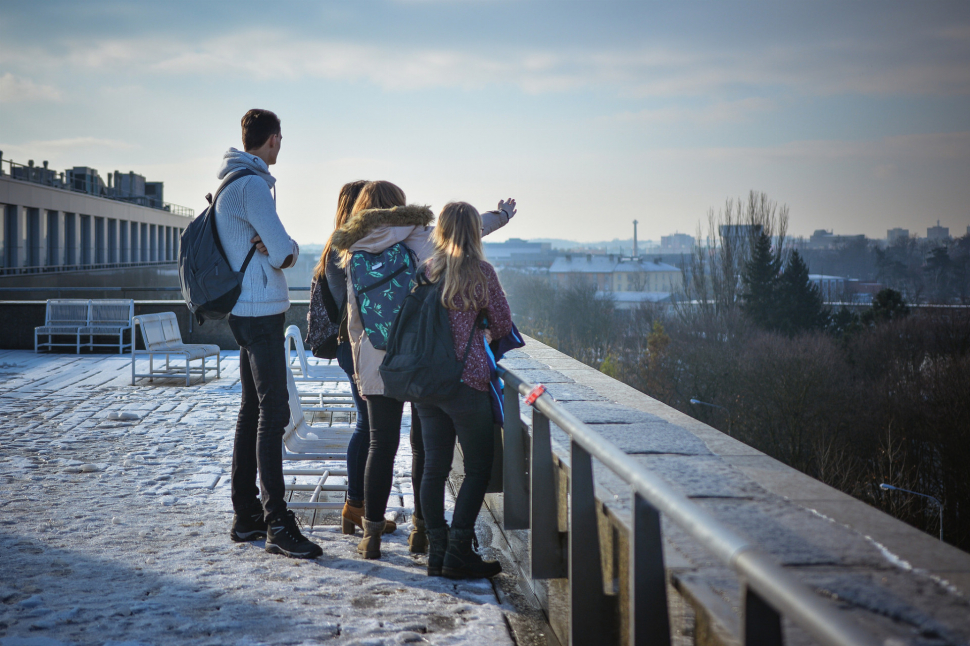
[178,171,257,325]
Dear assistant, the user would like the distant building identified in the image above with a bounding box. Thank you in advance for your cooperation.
[482,238,554,268]
[807,229,866,249]
[661,232,694,253]
[927,220,950,242]
[809,274,882,304]
[2,155,192,272]
[718,224,762,243]
[548,253,682,303]
[887,228,909,244]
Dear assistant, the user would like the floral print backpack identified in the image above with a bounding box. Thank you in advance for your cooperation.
[348,242,419,351]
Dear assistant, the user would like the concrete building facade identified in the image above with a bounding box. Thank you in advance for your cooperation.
[1,175,192,272]
[549,253,683,307]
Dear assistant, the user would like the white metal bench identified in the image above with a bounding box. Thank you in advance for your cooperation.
[130,312,221,385]
[35,299,135,354]
[35,300,90,353]
[79,300,134,353]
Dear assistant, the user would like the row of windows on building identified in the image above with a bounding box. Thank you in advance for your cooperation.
[2,205,183,270]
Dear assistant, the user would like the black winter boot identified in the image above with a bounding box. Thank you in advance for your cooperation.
[425,526,449,577]
[230,503,267,542]
[442,527,501,579]
[265,510,323,559]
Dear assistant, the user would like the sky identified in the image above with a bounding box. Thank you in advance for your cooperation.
[1,0,969,244]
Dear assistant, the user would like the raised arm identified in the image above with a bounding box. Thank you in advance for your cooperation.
[481,198,517,237]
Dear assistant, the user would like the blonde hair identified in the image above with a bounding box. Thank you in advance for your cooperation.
[314,180,367,282]
[426,202,490,311]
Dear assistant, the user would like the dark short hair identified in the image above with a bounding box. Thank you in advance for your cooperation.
[241,109,281,151]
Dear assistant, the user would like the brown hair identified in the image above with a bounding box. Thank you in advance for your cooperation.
[426,202,490,311]
[241,109,281,151]
[352,180,407,214]
[314,180,368,282]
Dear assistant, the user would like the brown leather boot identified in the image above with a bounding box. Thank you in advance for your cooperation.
[408,514,428,554]
[357,519,386,559]
[342,500,396,535]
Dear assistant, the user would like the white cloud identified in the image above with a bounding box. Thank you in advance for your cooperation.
[0,73,61,103]
[613,98,776,125]
[0,138,136,166]
[659,131,970,163]
[3,29,968,99]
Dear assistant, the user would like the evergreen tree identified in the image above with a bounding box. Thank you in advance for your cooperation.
[777,250,828,335]
[741,232,781,329]
[862,288,909,325]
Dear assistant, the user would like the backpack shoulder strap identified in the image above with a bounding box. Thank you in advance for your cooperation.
[207,169,258,273]
[460,310,488,365]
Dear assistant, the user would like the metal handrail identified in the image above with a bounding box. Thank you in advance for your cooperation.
[0,286,313,292]
[0,260,178,276]
[498,366,880,646]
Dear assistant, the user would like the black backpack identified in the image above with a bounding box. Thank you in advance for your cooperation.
[179,171,257,325]
[306,276,341,359]
[380,274,485,403]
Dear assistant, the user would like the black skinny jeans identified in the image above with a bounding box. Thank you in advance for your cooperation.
[415,385,494,531]
[363,395,424,522]
[228,313,290,521]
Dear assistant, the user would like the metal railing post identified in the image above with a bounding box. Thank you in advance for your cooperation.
[743,584,784,646]
[503,384,530,529]
[570,440,610,645]
[531,410,566,579]
[632,491,671,646]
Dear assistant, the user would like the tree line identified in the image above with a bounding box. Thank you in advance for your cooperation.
[500,192,970,549]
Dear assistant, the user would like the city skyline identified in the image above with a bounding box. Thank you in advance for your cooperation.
[2,0,969,243]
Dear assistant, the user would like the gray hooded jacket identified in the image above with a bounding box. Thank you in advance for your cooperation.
[214,148,300,317]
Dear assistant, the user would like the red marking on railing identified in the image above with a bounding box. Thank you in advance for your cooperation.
[525,384,546,406]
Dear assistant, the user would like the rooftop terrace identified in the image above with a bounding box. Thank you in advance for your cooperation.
[1,338,969,646]
[0,350,540,645]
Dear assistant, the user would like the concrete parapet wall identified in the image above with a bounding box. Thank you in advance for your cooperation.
[0,300,310,350]
[488,337,970,646]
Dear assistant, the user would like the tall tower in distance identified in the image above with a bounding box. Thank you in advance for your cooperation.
[633,219,639,259]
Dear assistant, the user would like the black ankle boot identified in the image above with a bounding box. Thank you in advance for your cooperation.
[266,510,323,559]
[442,527,501,579]
[230,503,267,542]
[426,526,449,576]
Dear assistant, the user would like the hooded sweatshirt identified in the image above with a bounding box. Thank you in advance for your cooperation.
[214,148,300,317]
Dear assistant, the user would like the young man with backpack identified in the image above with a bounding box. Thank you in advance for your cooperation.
[216,109,321,559]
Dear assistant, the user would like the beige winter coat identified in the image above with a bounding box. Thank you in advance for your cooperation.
[331,204,510,396]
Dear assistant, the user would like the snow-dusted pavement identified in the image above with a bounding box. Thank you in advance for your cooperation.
[0,350,523,646]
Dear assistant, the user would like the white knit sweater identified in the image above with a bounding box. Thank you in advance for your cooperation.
[213,148,299,317]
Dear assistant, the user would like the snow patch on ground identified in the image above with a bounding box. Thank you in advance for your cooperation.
[0,352,520,645]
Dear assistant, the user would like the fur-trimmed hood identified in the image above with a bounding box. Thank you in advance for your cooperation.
[331,205,434,251]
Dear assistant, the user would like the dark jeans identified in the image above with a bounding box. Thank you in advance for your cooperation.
[336,341,369,503]
[228,313,289,521]
[363,395,424,522]
[415,385,494,531]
